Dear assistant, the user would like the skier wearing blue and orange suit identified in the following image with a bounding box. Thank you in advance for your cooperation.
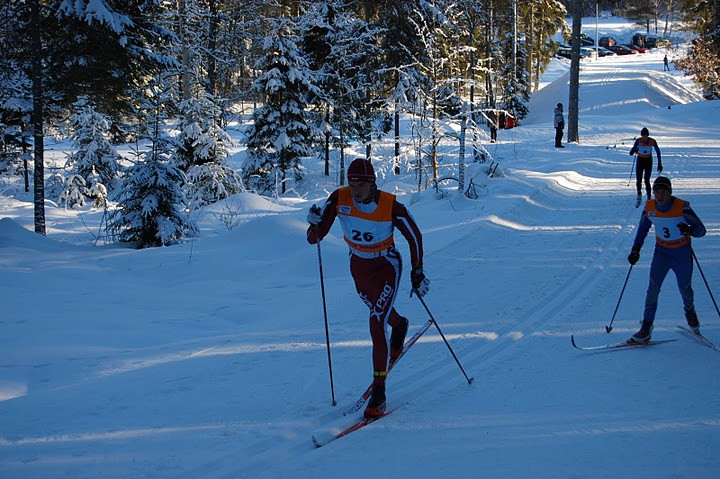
[629,127,663,202]
[627,176,706,343]
[306,158,429,418]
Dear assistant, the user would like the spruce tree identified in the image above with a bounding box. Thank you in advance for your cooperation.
[108,78,196,248]
[66,103,122,194]
[244,18,320,195]
[174,91,243,207]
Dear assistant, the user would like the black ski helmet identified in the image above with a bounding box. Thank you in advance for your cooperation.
[641,127,649,136]
[653,176,672,194]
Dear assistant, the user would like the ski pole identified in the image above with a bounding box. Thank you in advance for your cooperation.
[315,238,337,406]
[413,289,474,384]
[627,154,636,187]
[606,264,633,333]
[692,249,720,319]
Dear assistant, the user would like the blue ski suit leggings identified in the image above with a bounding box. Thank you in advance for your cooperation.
[643,243,695,324]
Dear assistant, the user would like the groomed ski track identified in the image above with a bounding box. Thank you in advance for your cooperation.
[198,131,720,478]
[199,109,719,479]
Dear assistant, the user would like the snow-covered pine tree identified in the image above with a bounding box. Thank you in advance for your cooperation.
[110,153,193,247]
[108,78,195,248]
[66,102,122,194]
[500,43,531,121]
[299,1,384,185]
[59,174,88,209]
[244,18,321,195]
[173,91,243,207]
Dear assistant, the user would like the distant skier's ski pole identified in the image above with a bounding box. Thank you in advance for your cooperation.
[413,289,473,384]
[628,154,636,187]
[692,249,720,319]
[606,264,633,333]
[315,239,337,406]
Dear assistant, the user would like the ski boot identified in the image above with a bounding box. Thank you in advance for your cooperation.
[685,307,700,334]
[364,383,386,419]
[629,320,654,343]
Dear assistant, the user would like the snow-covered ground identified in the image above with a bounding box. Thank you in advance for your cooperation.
[2,18,719,479]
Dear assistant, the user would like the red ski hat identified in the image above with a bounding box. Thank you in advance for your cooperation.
[347,158,375,183]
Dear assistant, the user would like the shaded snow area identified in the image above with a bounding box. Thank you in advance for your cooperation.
[2,18,720,479]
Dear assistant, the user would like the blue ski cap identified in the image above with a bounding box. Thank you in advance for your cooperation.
[653,176,672,194]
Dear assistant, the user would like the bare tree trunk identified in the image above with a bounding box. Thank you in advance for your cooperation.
[31,0,45,235]
[528,5,534,92]
[206,0,218,95]
[458,114,466,192]
[512,0,517,82]
[178,0,192,100]
[324,109,330,176]
[568,1,582,144]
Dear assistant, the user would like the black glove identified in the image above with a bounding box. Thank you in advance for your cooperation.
[627,249,640,265]
[410,267,430,297]
[307,205,322,225]
[677,222,692,235]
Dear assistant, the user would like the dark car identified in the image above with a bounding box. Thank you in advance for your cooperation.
[607,44,637,55]
[599,36,616,47]
[632,33,647,48]
[647,36,671,48]
[556,46,592,60]
[624,44,648,53]
[556,46,572,59]
[596,47,617,57]
[580,33,594,46]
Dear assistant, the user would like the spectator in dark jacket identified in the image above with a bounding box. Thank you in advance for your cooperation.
[553,103,564,148]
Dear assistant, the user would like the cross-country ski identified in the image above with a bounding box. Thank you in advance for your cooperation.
[677,326,720,352]
[312,406,402,448]
[571,335,678,351]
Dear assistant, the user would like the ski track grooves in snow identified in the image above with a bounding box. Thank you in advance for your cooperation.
[203,168,644,478]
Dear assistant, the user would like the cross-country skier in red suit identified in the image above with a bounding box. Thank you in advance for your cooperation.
[306,158,429,418]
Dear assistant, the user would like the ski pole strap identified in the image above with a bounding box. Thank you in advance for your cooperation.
[373,371,388,377]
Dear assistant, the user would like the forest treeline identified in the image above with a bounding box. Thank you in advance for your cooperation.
[0,1,717,246]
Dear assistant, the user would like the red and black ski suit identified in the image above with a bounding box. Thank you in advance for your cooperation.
[307,186,423,386]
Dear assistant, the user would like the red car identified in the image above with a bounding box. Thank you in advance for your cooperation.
[624,44,648,53]
[608,45,638,55]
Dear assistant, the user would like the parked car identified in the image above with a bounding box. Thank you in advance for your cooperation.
[580,33,594,46]
[646,36,671,48]
[556,47,572,59]
[556,46,593,60]
[596,46,617,57]
[624,44,648,53]
[632,33,648,48]
[599,36,616,47]
[607,44,637,55]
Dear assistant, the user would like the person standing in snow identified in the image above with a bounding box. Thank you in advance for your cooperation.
[486,110,498,143]
[663,55,670,71]
[553,103,564,148]
[629,127,663,203]
[626,176,706,343]
[306,158,429,418]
